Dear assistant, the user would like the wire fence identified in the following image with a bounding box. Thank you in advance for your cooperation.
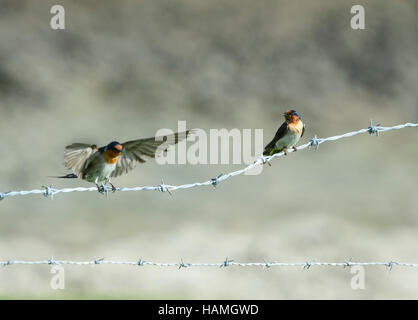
[1,121,418,271]
[1,258,417,270]
[0,121,417,200]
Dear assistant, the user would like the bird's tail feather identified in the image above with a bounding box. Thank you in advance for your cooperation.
[49,173,78,179]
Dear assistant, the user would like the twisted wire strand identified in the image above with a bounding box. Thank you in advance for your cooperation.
[0,122,417,200]
[1,258,417,269]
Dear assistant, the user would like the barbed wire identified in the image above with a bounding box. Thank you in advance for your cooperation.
[1,257,417,270]
[0,121,417,200]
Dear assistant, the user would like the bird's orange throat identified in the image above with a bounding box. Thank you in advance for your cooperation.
[286,116,300,124]
[103,150,121,164]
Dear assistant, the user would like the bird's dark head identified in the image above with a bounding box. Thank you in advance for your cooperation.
[106,141,123,153]
[283,109,301,123]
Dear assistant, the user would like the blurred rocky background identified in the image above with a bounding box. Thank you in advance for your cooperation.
[0,0,417,298]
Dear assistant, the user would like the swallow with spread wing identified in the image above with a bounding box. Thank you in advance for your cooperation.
[263,110,305,156]
[53,130,193,192]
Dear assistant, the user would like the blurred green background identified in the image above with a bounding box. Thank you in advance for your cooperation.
[0,0,417,299]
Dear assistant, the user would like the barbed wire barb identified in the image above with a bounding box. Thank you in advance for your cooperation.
[220,257,233,268]
[368,119,381,136]
[0,122,417,201]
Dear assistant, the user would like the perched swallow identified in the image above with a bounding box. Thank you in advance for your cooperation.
[263,110,305,156]
[53,131,192,192]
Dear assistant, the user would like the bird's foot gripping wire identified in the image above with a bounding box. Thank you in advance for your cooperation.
[258,157,272,166]
[100,184,117,193]
[96,183,107,195]
[292,146,297,152]
[106,180,117,193]
[96,179,117,195]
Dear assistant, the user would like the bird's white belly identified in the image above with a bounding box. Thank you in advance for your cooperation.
[100,163,116,180]
[276,131,300,149]
[84,159,116,183]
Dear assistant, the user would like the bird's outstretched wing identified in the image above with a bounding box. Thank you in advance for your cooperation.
[263,122,289,155]
[64,143,98,177]
[111,130,193,178]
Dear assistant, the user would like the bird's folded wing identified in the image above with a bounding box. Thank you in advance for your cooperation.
[264,122,289,151]
[64,143,98,177]
[111,130,193,178]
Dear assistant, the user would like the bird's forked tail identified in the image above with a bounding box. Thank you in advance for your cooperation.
[49,173,78,179]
